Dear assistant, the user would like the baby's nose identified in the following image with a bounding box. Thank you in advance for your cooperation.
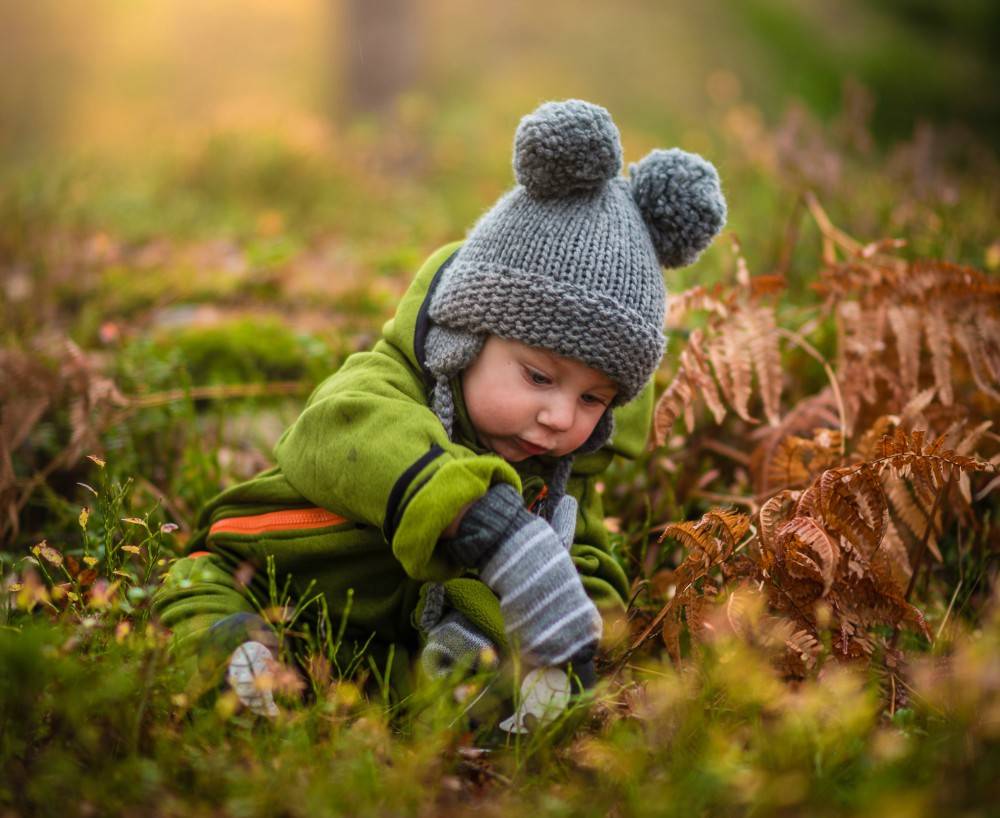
[538,396,575,432]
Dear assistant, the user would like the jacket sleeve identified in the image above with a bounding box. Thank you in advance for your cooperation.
[561,379,654,610]
[273,339,521,583]
[565,472,631,610]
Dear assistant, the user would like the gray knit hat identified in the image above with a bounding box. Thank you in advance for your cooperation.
[424,100,726,501]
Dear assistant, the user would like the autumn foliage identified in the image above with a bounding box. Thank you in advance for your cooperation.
[630,194,998,687]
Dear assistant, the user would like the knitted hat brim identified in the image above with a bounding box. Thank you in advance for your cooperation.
[429,262,665,404]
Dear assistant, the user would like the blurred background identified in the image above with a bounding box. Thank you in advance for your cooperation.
[2,0,997,259]
[3,0,999,153]
[1,0,998,539]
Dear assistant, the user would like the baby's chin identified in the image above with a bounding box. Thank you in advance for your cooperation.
[480,435,536,462]
[489,440,533,463]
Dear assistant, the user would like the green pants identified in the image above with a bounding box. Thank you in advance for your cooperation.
[152,551,420,702]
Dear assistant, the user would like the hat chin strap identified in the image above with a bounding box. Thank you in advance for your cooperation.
[539,408,614,520]
[576,408,615,455]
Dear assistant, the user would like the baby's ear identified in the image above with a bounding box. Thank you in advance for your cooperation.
[629,148,727,268]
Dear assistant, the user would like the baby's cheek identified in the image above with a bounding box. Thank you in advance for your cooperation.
[575,413,606,447]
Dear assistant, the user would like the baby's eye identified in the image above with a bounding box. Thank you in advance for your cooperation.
[581,393,607,407]
[525,368,552,386]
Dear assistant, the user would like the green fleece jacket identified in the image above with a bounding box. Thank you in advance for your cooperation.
[167,242,650,659]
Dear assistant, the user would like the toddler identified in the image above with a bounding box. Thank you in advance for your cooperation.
[153,99,726,719]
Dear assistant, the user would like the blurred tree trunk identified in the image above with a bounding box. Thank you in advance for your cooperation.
[341,0,420,117]
[0,3,80,156]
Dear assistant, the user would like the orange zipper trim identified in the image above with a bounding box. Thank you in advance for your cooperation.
[528,483,549,513]
[208,507,348,537]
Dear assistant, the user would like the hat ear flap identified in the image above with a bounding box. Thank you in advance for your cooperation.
[575,408,615,455]
[629,148,727,268]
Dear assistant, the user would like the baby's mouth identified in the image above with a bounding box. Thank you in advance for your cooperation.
[515,437,549,456]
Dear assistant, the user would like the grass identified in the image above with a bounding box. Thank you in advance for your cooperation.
[2,88,998,816]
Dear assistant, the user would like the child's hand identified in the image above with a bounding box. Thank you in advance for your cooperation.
[420,610,498,679]
[445,484,601,667]
[483,517,600,667]
[547,494,578,551]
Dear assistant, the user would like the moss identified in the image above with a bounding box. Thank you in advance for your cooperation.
[152,316,335,386]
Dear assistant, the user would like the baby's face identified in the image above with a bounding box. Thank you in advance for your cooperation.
[460,336,617,462]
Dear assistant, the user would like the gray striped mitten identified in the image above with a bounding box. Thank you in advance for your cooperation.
[421,610,498,679]
[445,483,601,667]
[548,493,578,551]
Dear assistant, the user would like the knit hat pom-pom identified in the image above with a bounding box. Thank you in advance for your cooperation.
[514,100,622,199]
[629,148,727,268]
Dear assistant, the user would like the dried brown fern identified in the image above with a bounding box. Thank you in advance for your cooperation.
[655,242,785,440]
[633,438,992,675]
[1,339,128,543]
[641,197,999,678]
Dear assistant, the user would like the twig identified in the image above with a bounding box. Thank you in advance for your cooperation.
[934,580,962,642]
[120,380,308,414]
[804,191,864,258]
[457,759,512,787]
[700,438,752,466]
[890,475,952,650]
[904,477,950,603]
[773,193,804,277]
[133,476,193,532]
[775,327,847,455]
[688,489,758,510]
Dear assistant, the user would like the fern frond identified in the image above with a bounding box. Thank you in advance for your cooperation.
[758,490,796,566]
[887,304,921,396]
[666,285,729,326]
[778,516,838,595]
[654,330,728,442]
[879,518,912,594]
[784,628,821,672]
[899,387,937,427]
[702,508,751,549]
[978,312,1000,381]
[854,415,895,462]
[659,522,720,566]
[750,391,840,494]
[955,420,993,456]
[884,477,941,562]
[817,469,879,554]
[907,259,1000,302]
[765,429,842,490]
[846,466,888,547]
[767,436,816,489]
[923,304,953,406]
[742,304,783,426]
[688,330,728,425]
[953,320,1000,403]
[653,367,697,442]
[714,322,755,423]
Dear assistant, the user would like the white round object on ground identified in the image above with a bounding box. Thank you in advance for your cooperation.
[498,667,571,734]
[227,640,279,717]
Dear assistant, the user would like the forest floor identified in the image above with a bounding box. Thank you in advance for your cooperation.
[1,96,998,817]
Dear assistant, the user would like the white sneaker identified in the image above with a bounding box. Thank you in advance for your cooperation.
[227,640,279,717]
